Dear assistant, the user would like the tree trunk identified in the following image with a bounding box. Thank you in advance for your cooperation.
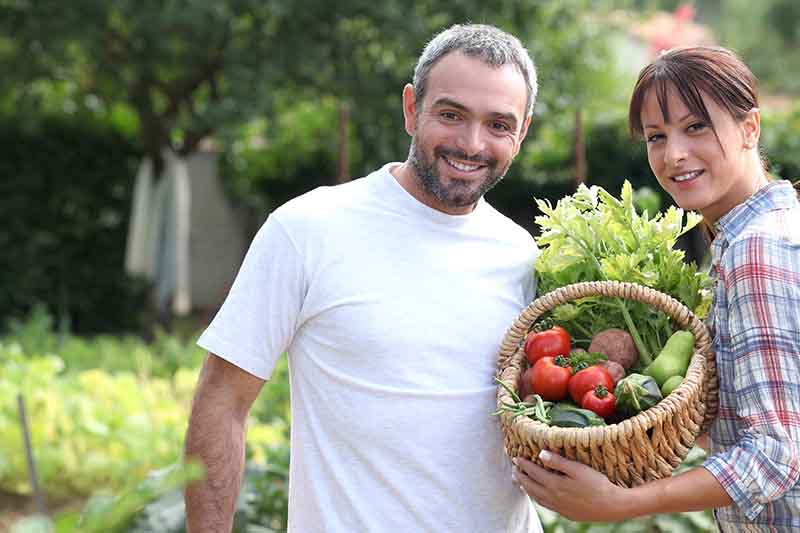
[575,107,586,187]
[337,102,350,184]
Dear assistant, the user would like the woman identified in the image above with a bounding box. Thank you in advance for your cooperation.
[513,46,800,531]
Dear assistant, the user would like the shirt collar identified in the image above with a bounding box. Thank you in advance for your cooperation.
[714,180,798,244]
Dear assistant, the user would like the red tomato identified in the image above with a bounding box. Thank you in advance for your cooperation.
[568,365,614,405]
[524,326,571,366]
[581,385,616,420]
[530,356,572,401]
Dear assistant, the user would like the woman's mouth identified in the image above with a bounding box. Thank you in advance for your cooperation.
[672,169,704,183]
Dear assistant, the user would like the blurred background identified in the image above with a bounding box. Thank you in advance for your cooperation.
[1,1,798,531]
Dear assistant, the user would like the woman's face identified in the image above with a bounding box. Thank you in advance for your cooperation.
[640,84,761,223]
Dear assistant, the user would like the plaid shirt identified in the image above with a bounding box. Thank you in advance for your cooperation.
[703,180,800,532]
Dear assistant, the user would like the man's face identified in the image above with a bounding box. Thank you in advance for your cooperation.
[401,51,531,215]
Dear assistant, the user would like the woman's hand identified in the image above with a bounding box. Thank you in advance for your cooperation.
[513,451,629,522]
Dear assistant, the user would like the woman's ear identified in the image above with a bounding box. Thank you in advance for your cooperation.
[742,107,761,149]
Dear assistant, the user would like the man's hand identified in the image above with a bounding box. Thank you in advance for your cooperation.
[513,451,628,522]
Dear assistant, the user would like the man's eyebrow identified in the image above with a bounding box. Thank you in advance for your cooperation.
[431,97,519,128]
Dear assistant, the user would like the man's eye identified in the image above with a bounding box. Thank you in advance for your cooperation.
[441,112,459,120]
[492,122,511,132]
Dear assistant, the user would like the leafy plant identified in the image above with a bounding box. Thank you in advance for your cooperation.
[534,181,712,365]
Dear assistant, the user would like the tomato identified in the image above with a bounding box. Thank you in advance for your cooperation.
[568,364,614,405]
[524,326,571,366]
[530,356,572,401]
[581,384,616,420]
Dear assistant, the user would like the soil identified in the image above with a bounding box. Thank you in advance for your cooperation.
[0,491,84,531]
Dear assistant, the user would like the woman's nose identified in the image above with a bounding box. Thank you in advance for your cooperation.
[664,137,689,166]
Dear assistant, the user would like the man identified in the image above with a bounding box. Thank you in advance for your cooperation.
[185,23,542,532]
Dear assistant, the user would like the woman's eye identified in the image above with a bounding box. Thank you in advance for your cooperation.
[687,122,708,133]
[646,133,664,144]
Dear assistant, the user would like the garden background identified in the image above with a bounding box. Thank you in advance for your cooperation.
[2,0,799,531]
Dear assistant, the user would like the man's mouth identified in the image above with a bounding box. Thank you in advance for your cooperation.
[442,155,486,173]
[672,169,703,183]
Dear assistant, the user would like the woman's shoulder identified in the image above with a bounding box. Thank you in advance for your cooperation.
[721,211,800,273]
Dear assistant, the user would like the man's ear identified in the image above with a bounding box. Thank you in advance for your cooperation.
[513,115,533,157]
[402,83,418,136]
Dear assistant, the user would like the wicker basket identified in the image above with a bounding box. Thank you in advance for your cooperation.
[496,281,718,487]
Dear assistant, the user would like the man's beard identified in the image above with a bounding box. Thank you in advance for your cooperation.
[408,140,508,210]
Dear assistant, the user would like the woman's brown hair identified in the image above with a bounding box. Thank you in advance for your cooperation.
[628,46,765,239]
[628,46,759,143]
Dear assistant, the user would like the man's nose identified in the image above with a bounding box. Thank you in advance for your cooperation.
[455,123,487,157]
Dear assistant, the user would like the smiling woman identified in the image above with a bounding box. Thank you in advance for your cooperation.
[515,46,800,532]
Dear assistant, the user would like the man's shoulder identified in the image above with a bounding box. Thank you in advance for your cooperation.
[480,201,536,246]
[272,167,384,223]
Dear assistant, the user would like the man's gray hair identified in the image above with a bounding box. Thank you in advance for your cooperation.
[413,24,538,117]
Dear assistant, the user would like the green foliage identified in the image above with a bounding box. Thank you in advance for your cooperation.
[1,343,202,500]
[3,305,207,376]
[535,181,711,363]
[220,95,343,214]
[0,112,149,334]
[11,462,204,533]
[762,108,800,182]
[0,341,284,503]
[1,309,292,531]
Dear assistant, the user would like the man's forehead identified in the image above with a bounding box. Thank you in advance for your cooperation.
[423,52,527,118]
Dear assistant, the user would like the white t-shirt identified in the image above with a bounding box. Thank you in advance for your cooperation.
[198,163,542,532]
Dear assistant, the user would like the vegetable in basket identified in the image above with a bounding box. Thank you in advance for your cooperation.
[644,330,695,387]
[529,355,572,401]
[549,403,606,428]
[567,364,614,404]
[581,385,616,420]
[524,325,571,365]
[534,181,711,367]
[588,328,639,370]
[613,373,663,418]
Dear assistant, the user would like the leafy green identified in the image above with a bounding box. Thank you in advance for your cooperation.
[534,181,712,365]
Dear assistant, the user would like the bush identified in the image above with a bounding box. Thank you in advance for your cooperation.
[0,112,149,334]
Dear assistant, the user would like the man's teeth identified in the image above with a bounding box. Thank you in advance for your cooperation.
[674,170,701,182]
[446,157,481,172]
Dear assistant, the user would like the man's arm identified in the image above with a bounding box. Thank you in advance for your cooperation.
[184,353,265,532]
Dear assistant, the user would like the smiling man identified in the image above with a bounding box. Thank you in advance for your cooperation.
[185,24,542,533]
[395,31,533,215]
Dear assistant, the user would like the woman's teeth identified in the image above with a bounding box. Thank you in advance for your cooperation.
[674,170,702,182]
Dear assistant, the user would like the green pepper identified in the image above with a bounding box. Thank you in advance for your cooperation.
[548,403,606,428]
[613,373,663,418]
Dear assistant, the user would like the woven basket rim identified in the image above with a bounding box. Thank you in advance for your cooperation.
[496,280,716,437]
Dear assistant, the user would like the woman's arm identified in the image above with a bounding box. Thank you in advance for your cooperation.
[514,452,732,522]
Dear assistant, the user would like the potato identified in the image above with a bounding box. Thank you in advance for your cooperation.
[588,328,639,369]
[600,360,626,384]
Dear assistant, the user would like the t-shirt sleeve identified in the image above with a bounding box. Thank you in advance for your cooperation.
[197,213,305,380]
